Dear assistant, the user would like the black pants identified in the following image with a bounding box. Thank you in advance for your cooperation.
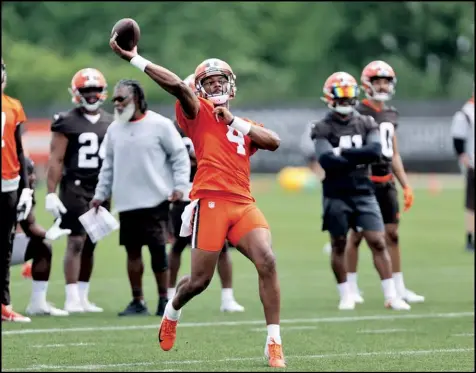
[1,190,18,305]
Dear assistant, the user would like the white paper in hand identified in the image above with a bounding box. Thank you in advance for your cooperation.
[79,206,119,243]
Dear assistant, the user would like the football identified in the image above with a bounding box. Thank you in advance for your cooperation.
[110,18,140,51]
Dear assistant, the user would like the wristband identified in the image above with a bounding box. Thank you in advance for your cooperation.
[229,116,251,135]
[130,55,151,72]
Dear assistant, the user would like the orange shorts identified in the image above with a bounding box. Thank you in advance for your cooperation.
[190,198,269,252]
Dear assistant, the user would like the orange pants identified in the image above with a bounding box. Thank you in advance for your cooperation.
[190,198,269,252]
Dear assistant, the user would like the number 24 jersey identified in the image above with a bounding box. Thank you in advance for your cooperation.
[51,108,113,188]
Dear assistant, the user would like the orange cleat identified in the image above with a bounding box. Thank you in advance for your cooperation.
[2,304,31,323]
[157,316,178,351]
[265,338,286,368]
[21,262,32,279]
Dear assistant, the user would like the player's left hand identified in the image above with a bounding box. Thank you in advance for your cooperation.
[109,33,138,62]
[168,190,184,202]
[403,186,414,212]
[45,218,72,241]
[213,107,234,125]
[16,188,33,221]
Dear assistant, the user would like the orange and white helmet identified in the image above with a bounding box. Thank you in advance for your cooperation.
[361,60,396,101]
[194,58,236,105]
[69,68,108,111]
[321,72,360,115]
[183,73,198,94]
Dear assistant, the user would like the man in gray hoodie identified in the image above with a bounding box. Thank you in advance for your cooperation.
[91,79,190,317]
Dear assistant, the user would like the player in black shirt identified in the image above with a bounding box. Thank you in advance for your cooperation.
[345,61,423,305]
[45,68,113,314]
[166,74,244,312]
[311,72,410,311]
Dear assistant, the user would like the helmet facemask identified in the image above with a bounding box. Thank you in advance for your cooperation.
[364,76,396,102]
[196,70,236,105]
[322,83,359,115]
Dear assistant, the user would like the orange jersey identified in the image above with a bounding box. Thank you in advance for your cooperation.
[175,97,261,203]
[2,93,26,182]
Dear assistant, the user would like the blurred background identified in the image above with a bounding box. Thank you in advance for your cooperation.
[2,1,474,176]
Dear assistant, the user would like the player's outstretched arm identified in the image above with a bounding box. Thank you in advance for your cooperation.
[109,38,200,120]
[314,138,351,170]
[339,129,382,165]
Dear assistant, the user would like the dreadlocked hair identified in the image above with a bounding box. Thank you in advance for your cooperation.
[115,79,148,113]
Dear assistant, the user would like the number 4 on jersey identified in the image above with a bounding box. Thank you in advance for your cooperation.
[226,126,246,155]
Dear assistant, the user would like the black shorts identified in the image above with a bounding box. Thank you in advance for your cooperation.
[322,194,384,237]
[169,200,229,252]
[466,167,474,211]
[374,182,400,224]
[119,201,170,248]
[59,180,110,235]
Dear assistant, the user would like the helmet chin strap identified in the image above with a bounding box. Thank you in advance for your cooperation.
[367,92,391,102]
[206,93,230,105]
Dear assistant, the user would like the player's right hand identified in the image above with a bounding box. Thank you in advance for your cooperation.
[45,218,71,241]
[90,198,103,212]
[45,193,67,219]
[109,33,138,62]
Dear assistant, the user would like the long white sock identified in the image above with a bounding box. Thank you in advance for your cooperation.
[267,324,282,344]
[392,272,406,296]
[164,299,181,321]
[381,278,397,300]
[347,273,358,293]
[221,288,234,303]
[78,281,90,302]
[30,281,48,304]
[337,282,350,299]
[65,283,80,304]
[167,288,176,300]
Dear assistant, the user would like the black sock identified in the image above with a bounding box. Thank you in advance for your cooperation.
[467,233,474,246]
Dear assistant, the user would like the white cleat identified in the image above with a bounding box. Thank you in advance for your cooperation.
[220,300,245,313]
[351,292,365,304]
[81,300,104,313]
[401,289,425,303]
[26,302,69,317]
[385,297,411,311]
[64,301,85,313]
[338,297,356,310]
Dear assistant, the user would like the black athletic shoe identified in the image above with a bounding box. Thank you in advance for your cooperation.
[118,299,150,316]
[156,296,168,316]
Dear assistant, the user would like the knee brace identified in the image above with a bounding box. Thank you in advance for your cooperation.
[148,244,168,272]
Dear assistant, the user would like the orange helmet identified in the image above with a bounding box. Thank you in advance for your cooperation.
[361,60,396,101]
[69,68,108,111]
[321,72,359,115]
[194,58,236,105]
[183,73,198,94]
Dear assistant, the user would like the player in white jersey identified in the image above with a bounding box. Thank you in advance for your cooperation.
[451,94,474,251]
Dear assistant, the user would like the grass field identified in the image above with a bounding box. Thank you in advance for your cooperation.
[2,174,474,372]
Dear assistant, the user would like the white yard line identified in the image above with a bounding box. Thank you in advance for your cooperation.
[251,325,318,332]
[357,328,408,334]
[3,348,473,371]
[452,332,474,337]
[32,342,95,348]
[2,311,473,336]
